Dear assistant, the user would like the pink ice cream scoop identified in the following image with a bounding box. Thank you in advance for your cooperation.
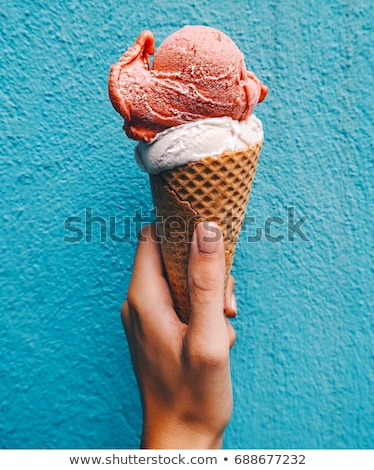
[108,25,268,142]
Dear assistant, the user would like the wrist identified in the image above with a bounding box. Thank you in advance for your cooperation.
[141,411,224,449]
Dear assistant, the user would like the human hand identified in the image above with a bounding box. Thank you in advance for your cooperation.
[121,221,237,449]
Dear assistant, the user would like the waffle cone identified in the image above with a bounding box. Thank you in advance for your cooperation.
[149,141,262,323]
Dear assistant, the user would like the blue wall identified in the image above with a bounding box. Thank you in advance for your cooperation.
[1,0,373,449]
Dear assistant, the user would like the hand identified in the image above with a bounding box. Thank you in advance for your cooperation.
[121,221,237,449]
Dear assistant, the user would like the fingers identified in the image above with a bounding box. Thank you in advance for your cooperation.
[128,224,171,308]
[187,222,229,347]
[226,318,236,349]
[123,222,236,355]
[224,275,237,318]
[131,224,165,282]
[224,277,237,347]
[124,224,181,336]
[121,300,130,328]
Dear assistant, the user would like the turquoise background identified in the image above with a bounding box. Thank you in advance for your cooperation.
[1,0,373,449]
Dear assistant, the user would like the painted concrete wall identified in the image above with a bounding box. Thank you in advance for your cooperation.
[1,0,373,449]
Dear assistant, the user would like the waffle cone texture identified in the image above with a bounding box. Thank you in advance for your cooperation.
[149,141,263,324]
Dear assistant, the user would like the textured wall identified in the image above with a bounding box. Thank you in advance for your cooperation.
[0,0,373,449]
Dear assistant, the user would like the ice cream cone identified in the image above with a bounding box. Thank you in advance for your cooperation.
[149,141,263,323]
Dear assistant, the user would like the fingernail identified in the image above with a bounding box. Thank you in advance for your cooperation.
[224,293,237,317]
[231,293,237,315]
[196,221,221,254]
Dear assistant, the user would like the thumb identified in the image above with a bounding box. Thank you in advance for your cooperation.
[187,221,227,339]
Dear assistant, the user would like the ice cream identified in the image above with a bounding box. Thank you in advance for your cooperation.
[108,26,267,323]
[135,114,263,174]
[108,26,267,142]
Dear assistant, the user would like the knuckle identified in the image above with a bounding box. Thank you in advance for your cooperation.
[123,286,143,324]
[137,223,156,243]
[126,285,139,311]
[120,300,129,319]
[186,339,228,369]
[120,300,131,333]
[228,325,236,348]
[188,270,222,298]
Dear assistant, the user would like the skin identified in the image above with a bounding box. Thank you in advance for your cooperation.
[121,222,237,449]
